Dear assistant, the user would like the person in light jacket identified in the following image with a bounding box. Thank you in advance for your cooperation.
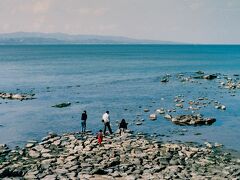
[102,111,113,135]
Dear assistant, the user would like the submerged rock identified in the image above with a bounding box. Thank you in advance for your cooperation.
[161,78,169,83]
[193,74,217,80]
[52,102,71,108]
[203,74,218,80]
[196,70,205,74]
[160,75,170,83]
[215,104,226,110]
[135,122,142,125]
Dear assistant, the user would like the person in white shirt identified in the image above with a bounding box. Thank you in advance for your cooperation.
[102,111,113,135]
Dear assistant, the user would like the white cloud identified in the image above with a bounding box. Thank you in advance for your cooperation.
[93,8,108,16]
[13,0,53,14]
[184,0,203,10]
[2,24,10,31]
[32,16,46,30]
[32,0,53,14]
[77,7,108,16]
[99,24,118,32]
[0,0,240,43]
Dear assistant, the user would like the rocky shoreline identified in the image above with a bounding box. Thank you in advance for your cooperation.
[1,71,240,179]
[1,132,240,180]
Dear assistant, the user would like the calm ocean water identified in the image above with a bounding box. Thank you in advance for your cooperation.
[0,45,240,150]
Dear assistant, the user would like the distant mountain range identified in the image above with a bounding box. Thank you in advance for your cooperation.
[0,32,180,45]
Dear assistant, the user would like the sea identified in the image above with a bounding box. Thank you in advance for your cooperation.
[0,45,240,151]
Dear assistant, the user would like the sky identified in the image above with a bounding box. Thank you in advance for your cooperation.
[0,0,240,44]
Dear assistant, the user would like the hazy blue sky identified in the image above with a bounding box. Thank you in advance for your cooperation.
[0,0,240,43]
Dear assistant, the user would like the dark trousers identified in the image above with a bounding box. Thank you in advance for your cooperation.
[104,122,113,134]
[81,120,86,132]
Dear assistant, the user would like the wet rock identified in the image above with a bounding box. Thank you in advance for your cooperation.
[214,142,223,147]
[215,105,226,110]
[161,78,169,83]
[193,73,217,80]
[203,74,218,80]
[167,114,216,126]
[221,105,226,110]
[176,103,183,108]
[149,114,157,120]
[156,108,165,114]
[135,122,142,125]
[194,133,202,136]
[204,142,213,148]
[205,118,216,125]
[52,102,71,108]
[0,92,35,100]
[196,71,205,74]
[164,114,172,120]
[0,144,7,149]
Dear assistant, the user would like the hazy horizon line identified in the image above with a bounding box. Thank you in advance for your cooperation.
[0,31,240,45]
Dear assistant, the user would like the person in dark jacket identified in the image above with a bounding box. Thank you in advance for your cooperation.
[119,119,128,135]
[81,110,87,132]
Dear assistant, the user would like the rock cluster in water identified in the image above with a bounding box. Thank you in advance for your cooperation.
[0,92,35,101]
[193,74,218,80]
[164,114,216,126]
[220,79,240,90]
[1,132,239,179]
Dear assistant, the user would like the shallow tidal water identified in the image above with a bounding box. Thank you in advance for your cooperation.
[0,45,240,150]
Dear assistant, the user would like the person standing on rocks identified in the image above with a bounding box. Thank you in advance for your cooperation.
[81,110,87,133]
[119,119,128,135]
[102,111,113,135]
[97,129,103,144]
